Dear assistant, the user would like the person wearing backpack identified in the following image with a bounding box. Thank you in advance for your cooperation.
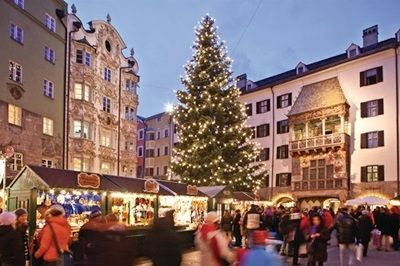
[34,205,71,266]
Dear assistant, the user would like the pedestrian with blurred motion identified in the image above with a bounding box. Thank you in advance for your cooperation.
[14,208,29,266]
[379,208,393,252]
[390,207,400,251]
[232,209,242,247]
[221,210,233,241]
[242,204,261,248]
[240,230,282,266]
[195,211,236,266]
[34,205,72,266]
[0,212,25,266]
[144,210,182,266]
[334,207,358,266]
[289,211,304,266]
[358,210,373,257]
[306,214,330,266]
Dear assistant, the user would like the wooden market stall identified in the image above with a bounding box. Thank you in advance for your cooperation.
[198,185,234,217]
[232,191,272,213]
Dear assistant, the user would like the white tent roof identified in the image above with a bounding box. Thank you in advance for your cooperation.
[345,196,389,206]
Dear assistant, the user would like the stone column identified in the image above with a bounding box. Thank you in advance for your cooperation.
[340,115,345,133]
[322,119,326,136]
[305,122,309,139]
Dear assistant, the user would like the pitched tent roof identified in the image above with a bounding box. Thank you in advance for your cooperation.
[288,77,347,116]
[198,185,235,199]
[157,180,207,197]
[9,165,121,191]
[233,191,256,201]
[104,175,174,196]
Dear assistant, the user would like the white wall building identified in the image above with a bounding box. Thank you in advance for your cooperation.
[239,25,400,209]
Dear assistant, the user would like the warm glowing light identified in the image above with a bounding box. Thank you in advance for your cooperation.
[165,103,174,114]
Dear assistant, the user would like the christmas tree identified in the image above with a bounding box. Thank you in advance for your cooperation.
[171,15,265,192]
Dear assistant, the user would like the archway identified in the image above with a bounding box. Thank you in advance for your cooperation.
[275,196,296,208]
[323,198,341,212]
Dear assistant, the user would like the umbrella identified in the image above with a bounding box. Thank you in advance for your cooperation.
[345,196,389,206]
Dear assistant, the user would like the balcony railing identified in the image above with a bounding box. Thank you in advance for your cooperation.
[290,132,349,152]
[292,178,347,191]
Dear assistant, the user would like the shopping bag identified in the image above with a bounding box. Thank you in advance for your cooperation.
[356,244,364,262]
[299,243,307,256]
[372,229,381,247]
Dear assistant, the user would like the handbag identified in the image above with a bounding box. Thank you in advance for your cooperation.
[48,223,73,266]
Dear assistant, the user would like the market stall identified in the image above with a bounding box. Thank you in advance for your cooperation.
[198,185,234,217]
[7,165,121,236]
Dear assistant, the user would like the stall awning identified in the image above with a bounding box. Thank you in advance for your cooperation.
[9,165,121,191]
[104,175,174,196]
[345,196,389,206]
[198,185,233,199]
[233,191,256,201]
[158,180,207,197]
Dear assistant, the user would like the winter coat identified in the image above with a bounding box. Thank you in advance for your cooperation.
[195,223,235,266]
[378,213,393,235]
[358,214,373,242]
[306,226,330,263]
[220,216,233,232]
[233,213,241,234]
[240,246,282,266]
[15,223,29,261]
[243,207,261,230]
[144,217,182,266]
[35,215,71,262]
[0,225,25,266]
[334,213,358,244]
[322,211,334,229]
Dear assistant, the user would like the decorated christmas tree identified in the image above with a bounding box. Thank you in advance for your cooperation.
[171,15,265,192]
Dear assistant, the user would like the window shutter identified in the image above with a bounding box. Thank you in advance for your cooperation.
[277,96,282,108]
[360,71,365,87]
[284,145,289,158]
[267,99,271,112]
[277,146,281,159]
[288,173,292,186]
[360,102,367,118]
[378,165,385,181]
[360,167,367,182]
[378,99,384,115]
[377,66,383,82]
[266,148,270,160]
[277,121,281,134]
[360,133,367,149]
[266,124,270,136]
[256,102,261,114]
[288,93,292,106]
[378,131,384,147]
[276,174,280,187]
[265,175,270,187]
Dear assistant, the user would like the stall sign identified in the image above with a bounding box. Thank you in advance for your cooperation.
[187,185,198,196]
[77,173,100,189]
[144,179,159,193]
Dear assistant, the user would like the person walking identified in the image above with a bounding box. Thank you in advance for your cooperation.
[390,207,400,251]
[379,208,393,252]
[34,205,71,266]
[232,209,242,247]
[195,211,236,266]
[220,210,233,241]
[305,214,330,266]
[358,210,373,256]
[14,208,29,266]
[242,204,261,247]
[289,212,304,266]
[0,212,25,266]
[334,207,358,266]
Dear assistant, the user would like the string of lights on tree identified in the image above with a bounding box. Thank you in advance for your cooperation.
[170,15,266,192]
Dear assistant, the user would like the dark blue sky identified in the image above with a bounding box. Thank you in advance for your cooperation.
[67,0,399,117]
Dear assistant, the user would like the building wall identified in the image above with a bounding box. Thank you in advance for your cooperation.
[67,14,139,177]
[0,0,67,172]
[136,117,145,178]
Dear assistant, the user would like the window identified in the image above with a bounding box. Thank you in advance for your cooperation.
[259,148,270,161]
[76,49,83,63]
[101,162,112,174]
[8,104,22,126]
[145,149,154,158]
[10,23,23,44]
[164,129,169,138]
[361,165,384,182]
[85,52,91,66]
[361,99,383,118]
[125,80,136,92]
[125,106,135,121]
[276,145,289,159]
[44,47,55,63]
[147,132,155,140]
[105,40,111,52]
[256,124,269,138]
[360,66,383,86]
[8,153,23,171]
[303,160,334,182]
[326,165,334,179]
[102,97,111,113]
[245,104,252,116]
[73,158,90,172]
[74,83,90,101]
[73,120,90,139]
[276,173,291,187]
[138,129,144,140]
[277,119,289,134]
[361,131,384,149]
[101,129,112,147]
[43,117,54,136]
[277,93,292,108]
[164,146,169,156]
[256,99,270,114]
[137,166,143,177]
[125,141,134,151]
[145,168,154,176]
[302,168,309,180]
[349,49,357,58]
[44,14,56,32]
[104,67,111,82]
[156,167,160,176]
[9,61,22,83]
[157,148,161,157]
[137,146,143,157]
[157,131,161,140]
[163,166,168,175]
[42,159,53,168]
[13,0,24,8]
[43,80,54,98]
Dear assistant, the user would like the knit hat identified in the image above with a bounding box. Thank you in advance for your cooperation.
[14,208,27,218]
[45,204,65,217]
[0,212,17,226]
[252,230,268,245]
[204,211,220,224]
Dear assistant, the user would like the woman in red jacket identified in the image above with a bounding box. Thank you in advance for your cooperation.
[34,205,71,266]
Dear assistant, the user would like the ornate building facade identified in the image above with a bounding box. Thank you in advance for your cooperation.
[66,10,139,177]
[239,25,400,209]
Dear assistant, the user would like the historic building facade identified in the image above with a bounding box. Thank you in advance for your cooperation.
[136,116,145,178]
[0,0,67,177]
[66,9,139,177]
[239,25,400,209]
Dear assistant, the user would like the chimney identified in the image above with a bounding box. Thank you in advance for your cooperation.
[362,25,378,47]
[236,73,247,90]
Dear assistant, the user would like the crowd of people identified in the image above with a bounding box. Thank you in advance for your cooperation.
[0,204,398,266]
